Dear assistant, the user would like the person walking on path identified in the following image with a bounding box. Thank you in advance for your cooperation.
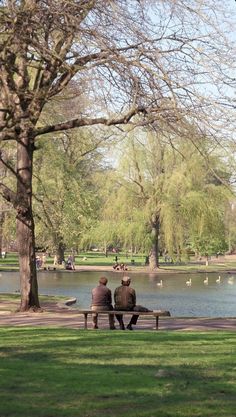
[91,277,116,330]
[114,276,150,330]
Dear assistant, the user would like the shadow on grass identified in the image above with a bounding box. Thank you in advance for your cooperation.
[0,329,236,417]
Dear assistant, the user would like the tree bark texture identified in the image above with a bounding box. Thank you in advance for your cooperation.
[149,216,160,271]
[56,240,66,264]
[16,133,40,311]
[0,211,5,255]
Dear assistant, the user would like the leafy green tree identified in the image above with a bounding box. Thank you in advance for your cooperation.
[33,129,102,261]
[161,142,231,262]
[98,130,233,269]
[91,130,172,268]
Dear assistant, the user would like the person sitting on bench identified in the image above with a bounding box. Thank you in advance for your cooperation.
[91,277,116,330]
[114,276,150,330]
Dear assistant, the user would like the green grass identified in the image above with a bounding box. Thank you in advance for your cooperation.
[0,294,71,312]
[0,251,146,268]
[0,294,70,303]
[1,251,236,272]
[77,251,146,267]
[0,328,236,417]
[0,253,19,270]
[162,262,236,272]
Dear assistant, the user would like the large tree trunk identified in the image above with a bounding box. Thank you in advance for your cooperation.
[149,215,160,271]
[0,210,5,255]
[17,133,40,311]
[56,240,66,264]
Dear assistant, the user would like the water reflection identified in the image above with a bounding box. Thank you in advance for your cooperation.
[0,270,236,317]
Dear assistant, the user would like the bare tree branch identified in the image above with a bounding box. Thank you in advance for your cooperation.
[34,106,148,137]
[0,183,17,205]
[0,152,18,179]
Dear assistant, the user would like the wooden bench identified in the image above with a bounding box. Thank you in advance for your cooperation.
[77,309,171,330]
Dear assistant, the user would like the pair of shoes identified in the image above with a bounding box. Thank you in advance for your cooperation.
[93,325,98,329]
[110,326,116,330]
[119,323,125,330]
[126,324,133,330]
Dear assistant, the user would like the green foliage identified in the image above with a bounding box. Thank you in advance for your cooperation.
[161,145,231,257]
[33,129,102,252]
[0,206,16,247]
[92,129,233,261]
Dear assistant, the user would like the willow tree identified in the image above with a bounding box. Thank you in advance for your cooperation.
[161,141,232,261]
[103,129,233,270]
[113,131,168,269]
[0,1,235,310]
[88,171,148,255]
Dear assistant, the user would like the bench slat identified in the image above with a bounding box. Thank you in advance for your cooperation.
[78,310,170,316]
[77,310,171,330]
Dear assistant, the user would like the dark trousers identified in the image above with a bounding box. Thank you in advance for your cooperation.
[115,305,151,327]
[115,313,138,326]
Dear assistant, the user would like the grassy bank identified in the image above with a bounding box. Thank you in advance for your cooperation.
[0,294,71,313]
[2,251,236,273]
[0,251,146,269]
[0,328,235,417]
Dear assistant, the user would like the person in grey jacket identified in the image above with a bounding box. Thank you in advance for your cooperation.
[91,277,115,330]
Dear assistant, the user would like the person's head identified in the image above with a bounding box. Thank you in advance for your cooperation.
[99,276,108,286]
[121,276,131,286]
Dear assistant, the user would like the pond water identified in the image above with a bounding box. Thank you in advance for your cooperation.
[0,270,236,317]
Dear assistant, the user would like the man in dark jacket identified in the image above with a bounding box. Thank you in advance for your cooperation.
[91,277,115,330]
[114,276,150,330]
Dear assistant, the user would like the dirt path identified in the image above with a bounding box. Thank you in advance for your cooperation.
[0,299,235,331]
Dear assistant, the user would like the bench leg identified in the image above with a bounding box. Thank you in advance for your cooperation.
[84,313,88,329]
[155,316,159,330]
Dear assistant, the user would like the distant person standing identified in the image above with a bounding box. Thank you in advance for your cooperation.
[91,277,115,330]
[67,254,75,270]
[36,256,42,270]
[41,253,47,269]
[53,255,58,267]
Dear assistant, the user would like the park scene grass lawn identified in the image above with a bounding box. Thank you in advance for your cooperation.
[0,251,145,270]
[0,328,236,417]
[1,261,236,416]
[1,3,236,417]
[2,251,236,273]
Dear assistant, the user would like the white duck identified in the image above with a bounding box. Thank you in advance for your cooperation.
[216,276,221,283]
[156,280,163,287]
[204,276,208,285]
[186,278,192,286]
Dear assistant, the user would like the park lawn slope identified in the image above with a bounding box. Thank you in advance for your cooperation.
[2,251,236,272]
[0,294,72,312]
[0,328,235,417]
